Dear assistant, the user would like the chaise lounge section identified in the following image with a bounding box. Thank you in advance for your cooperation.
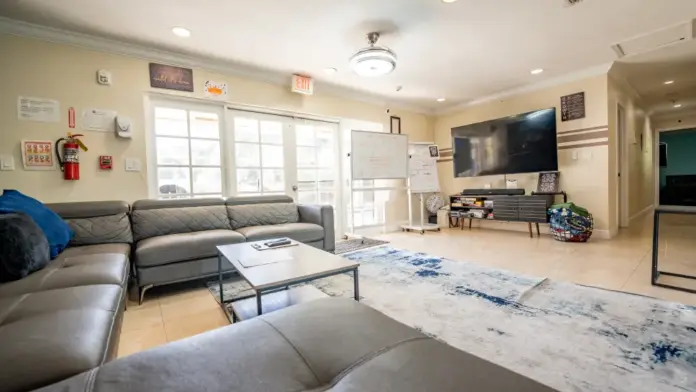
[34,298,557,392]
[0,201,131,392]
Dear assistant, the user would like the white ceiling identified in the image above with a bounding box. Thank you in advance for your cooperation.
[612,39,696,116]
[2,0,696,111]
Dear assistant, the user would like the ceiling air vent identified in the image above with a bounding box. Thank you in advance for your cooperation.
[564,0,584,6]
[612,20,696,58]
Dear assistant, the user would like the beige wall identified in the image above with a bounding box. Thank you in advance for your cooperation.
[0,35,433,208]
[434,75,612,232]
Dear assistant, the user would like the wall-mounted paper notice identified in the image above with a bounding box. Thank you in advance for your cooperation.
[82,108,117,132]
[17,96,60,123]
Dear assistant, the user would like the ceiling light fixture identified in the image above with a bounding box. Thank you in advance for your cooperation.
[172,27,191,38]
[437,98,446,102]
[664,80,675,85]
[324,67,337,75]
[530,68,544,75]
[674,104,683,108]
[350,32,397,77]
[442,0,458,3]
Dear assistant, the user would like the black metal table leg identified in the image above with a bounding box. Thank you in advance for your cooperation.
[536,222,540,236]
[217,252,224,305]
[652,211,660,285]
[353,268,360,301]
[256,292,263,316]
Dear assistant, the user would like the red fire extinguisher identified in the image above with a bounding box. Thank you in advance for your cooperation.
[56,133,88,180]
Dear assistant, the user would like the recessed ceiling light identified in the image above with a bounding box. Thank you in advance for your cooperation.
[442,0,458,3]
[437,98,446,102]
[530,68,544,75]
[324,67,337,75]
[674,104,682,108]
[664,80,675,85]
[172,27,191,38]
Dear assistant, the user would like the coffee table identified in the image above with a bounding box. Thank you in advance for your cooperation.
[216,240,360,321]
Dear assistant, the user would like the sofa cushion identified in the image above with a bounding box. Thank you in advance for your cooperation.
[0,213,51,282]
[227,203,299,230]
[0,190,73,258]
[0,244,129,297]
[132,205,231,242]
[135,230,245,267]
[46,201,133,246]
[236,223,324,243]
[65,213,133,246]
[0,307,121,392]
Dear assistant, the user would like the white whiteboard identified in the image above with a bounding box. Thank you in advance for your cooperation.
[351,130,409,180]
[409,143,440,193]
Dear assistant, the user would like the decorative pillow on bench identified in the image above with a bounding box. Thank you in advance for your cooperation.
[0,213,51,282]
[0,190,73,259]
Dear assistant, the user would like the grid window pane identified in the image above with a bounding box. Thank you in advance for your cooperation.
[262,169,285,192]
[262,145,283,168]
[298,191,318,204]
[156,137,189,165]
[235,143,260,167]
[260,121,283,144]
[189,112,220,139]
[158,167,190,195]
[234,118,259,142]
[297,146,317,167]
[155,108,188,137]
[318,169,334,190]
[191,139,220,166]
[237,169,261,192]
[297,169,317,182]
[319,191,334,205]
[192,168,222,193]
[296,125,315,146]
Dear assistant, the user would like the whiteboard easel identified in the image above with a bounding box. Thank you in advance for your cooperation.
[347,130,409,238]
[401,142,441,234]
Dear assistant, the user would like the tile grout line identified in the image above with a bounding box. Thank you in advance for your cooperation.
[619,248,651,291]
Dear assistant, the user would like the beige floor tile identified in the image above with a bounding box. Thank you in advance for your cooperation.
[122,306,164,333]
[159,291,221,322]
[163,307,230,342]
[117,324,168,358]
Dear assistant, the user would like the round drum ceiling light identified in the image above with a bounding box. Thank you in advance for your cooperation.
[350,32,397,77]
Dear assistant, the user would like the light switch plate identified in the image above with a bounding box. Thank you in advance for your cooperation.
[0,155,15,171]
[125,157,141,172]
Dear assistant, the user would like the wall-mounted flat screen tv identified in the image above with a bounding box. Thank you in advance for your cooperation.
[452,108,558,177]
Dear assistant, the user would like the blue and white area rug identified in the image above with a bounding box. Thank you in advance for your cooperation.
[208,246,696,392]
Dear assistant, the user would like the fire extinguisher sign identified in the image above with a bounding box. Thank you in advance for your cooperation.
[68,107,76,128]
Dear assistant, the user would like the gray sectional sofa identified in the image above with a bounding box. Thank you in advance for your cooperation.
[130,195,335,302]
[35,298,558,392]
[0,201,131,392]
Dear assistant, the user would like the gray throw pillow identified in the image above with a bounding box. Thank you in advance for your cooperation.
[0,213,51,282]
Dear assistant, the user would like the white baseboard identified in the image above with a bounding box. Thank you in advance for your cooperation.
[593,229,613,240]
[629,205,654,225]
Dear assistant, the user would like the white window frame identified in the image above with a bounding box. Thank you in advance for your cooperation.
[147,97,227,199]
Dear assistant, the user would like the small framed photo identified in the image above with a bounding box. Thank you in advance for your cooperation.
[429,145,440,158]
[390,116,401,134]
[537,171,560,193]
[21,140,56,170]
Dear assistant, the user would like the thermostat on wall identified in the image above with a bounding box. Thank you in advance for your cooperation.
[97,69,112,85]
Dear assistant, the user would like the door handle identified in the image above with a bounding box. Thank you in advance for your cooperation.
[292,185,298,191]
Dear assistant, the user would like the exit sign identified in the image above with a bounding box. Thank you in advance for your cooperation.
[291,74,313,95]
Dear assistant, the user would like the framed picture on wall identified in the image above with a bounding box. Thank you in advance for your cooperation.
[390,116,401,134]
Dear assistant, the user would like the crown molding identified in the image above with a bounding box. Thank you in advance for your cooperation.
[0,17,434,116]
[434,62,613,116]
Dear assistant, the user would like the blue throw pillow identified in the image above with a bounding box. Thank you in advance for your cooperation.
[0,190,74,259]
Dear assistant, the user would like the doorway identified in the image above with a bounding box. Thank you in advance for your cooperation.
[617,104,629,228]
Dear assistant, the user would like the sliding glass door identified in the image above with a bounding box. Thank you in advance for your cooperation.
[226,110,339,213]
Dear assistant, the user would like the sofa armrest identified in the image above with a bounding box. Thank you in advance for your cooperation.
[297,204,335,251]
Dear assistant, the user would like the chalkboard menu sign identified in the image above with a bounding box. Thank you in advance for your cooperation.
[560,92,585,122]
[149,63,194,92]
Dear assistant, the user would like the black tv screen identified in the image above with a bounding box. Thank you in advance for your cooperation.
[452,108,558,177]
